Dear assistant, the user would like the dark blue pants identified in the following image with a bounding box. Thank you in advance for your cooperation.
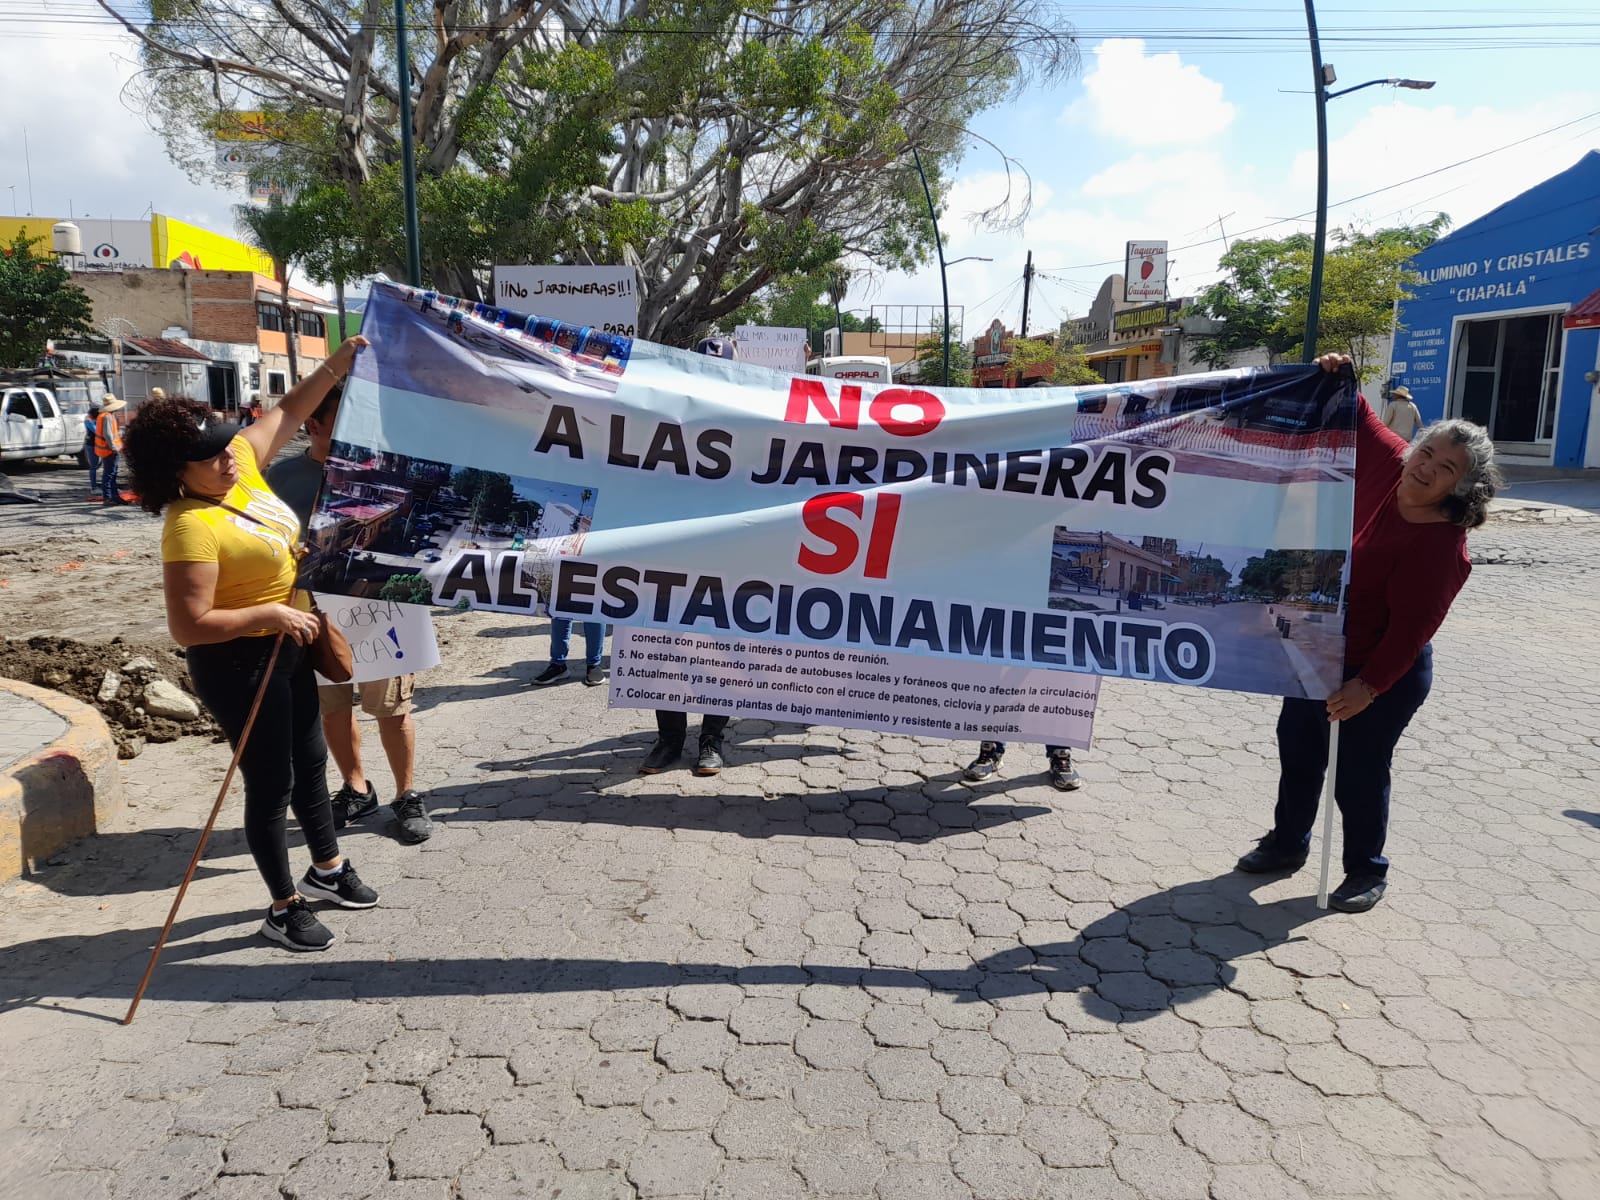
[1270,646,1433,878]
[99,453,119,504]
[550,618,604,667]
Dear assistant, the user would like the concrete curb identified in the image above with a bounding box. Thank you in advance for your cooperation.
[0,677,124,883]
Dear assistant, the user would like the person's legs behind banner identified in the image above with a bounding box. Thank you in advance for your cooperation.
[321,673,433,844]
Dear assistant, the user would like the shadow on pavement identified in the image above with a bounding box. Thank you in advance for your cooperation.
[2,872,1326,1027]
[420,769,1052,843]
[13,827,252,898]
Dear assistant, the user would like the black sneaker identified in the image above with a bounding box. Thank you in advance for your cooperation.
[693,738,725,776]
[964,742,1004,781]
[1328,874,1387,913]
[391,791,434,845]
[533,663,569,685]
[1235,836,1309,875]
[260,898,334,951]
[330,780,379,830]
[639,736,685,774]
[583,664,606,687]
[299,859,380,908]
[1047,749,1082,791]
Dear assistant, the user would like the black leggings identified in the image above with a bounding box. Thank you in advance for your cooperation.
[187,635,339,902]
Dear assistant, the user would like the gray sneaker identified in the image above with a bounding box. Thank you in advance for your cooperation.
[391,791,434,844]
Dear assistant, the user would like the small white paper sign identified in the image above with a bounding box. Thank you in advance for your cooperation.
[733,325,809,374]
[313,595,440,685]
[490,265,639,336]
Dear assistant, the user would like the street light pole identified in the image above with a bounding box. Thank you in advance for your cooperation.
[1302,0,1330,364]
[910,147,952,385]
[1302,2,1434,363]
[394,0,423,287]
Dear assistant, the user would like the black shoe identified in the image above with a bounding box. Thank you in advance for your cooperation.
[533,663,569,685]
[1235,836,1309,875]
[260,898,334,951]
[1047,749,1082,791]
[639,736,685,774]
[390,791,434,844]
[964,742,1004,781]
[299,859,380,908]
[693,738,725,776]
[1328,874,1387,913]
[583,664,606,687]
[330,780,379,830]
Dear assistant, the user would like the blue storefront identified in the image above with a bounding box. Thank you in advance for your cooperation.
[1392,151,1600,468]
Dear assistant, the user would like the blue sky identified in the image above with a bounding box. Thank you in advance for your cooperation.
[5,1,1598,335]
[878,1,1600,333]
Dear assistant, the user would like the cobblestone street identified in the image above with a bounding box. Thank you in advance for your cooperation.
[2,485,1598,1200]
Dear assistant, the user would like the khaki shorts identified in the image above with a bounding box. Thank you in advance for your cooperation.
[318,674,416,719]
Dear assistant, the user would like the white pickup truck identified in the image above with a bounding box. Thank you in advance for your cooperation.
[1,385,86,465]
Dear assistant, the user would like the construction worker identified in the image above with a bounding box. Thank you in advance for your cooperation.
[94,394,127,506]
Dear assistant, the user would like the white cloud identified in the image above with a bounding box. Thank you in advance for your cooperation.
[1063,39,1236,146]
[0,33,242,230]
[1292,95,1600,236]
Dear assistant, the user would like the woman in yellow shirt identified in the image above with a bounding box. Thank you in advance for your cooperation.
[123,336,378,951]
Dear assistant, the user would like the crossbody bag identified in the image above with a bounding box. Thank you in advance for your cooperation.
[205,497,354,682]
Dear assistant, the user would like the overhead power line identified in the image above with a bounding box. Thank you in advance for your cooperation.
[1037,106,1600,274]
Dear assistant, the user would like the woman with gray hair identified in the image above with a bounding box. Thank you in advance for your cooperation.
[1236,354,1501,912]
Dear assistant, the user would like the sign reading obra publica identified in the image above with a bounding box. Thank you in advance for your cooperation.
[315,284,1356,742]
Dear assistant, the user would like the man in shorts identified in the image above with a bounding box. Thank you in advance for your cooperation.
[266,383,433,844]
[317,674,433,844]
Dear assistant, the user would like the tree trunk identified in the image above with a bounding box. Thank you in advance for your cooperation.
[280,269,299,385]
[335,276,348,346]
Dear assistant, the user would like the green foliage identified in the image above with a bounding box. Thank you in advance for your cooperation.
[0,232,96,368]
[452,467,516,524]
[1239,550,1345,602]
[1007,336,1102,386]
[735,267,883,353]
[125,1,1079,341]
[1186,217,1450,379]
[378,574,434,605]
[912,321,973,387]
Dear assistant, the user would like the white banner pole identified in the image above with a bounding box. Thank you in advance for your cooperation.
[1316,722,1341,908]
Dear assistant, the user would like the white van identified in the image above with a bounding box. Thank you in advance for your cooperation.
[814,355,894,384]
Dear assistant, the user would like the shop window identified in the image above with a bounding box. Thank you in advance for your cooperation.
[298,312,325,339]
[1451,312,1562,444]
[257,302,285,332]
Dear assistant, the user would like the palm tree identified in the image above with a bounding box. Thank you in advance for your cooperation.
[235,200,310,384]
[824,265,850,351]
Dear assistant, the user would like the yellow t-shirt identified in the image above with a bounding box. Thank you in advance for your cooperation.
[161,437,303,631]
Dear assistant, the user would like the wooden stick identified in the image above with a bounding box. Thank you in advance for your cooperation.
[123,633,287,1025]
[1316,721,1341,909]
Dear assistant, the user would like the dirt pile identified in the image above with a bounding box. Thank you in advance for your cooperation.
[0,635,219,759]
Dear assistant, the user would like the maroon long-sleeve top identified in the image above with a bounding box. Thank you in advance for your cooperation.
[1343,395,1471,694]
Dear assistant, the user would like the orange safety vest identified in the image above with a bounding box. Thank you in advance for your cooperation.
[94,411,122,458]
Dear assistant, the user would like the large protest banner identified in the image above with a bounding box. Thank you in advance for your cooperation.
[314,283,1355,731]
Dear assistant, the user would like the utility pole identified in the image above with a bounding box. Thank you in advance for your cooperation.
[1020,251,1034,337]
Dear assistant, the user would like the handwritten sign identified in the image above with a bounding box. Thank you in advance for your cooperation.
[734,325,809,374]
[490,265,639,337]
[312,595,441,685]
